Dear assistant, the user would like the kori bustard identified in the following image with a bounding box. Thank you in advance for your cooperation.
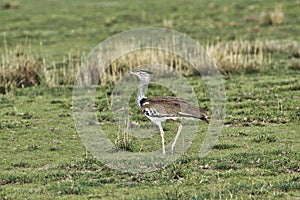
[130,70,209,155]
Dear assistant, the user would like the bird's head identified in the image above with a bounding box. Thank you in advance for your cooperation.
[129,70,153,83]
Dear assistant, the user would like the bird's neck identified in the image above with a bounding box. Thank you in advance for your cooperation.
[137,82,148,109]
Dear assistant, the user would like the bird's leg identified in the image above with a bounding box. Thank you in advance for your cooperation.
[157,122,165,155]
[171,122,183,154]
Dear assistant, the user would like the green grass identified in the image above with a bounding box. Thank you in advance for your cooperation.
[1,0,299,60]
[1,68,299,199]
[1,0,300,88]
[1,0,300,199]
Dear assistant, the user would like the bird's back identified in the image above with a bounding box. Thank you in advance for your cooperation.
[140,96,209,123]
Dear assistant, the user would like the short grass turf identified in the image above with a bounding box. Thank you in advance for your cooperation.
[0,67,299,199]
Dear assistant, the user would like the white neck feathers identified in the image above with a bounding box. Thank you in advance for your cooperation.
[137,82,148,109]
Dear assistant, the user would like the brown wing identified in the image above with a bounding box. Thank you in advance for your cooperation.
[141,96,209,123]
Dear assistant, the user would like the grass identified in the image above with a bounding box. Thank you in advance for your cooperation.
[0,0,300,199]
[1,0,300,88]
[259,3,285,25]
[1,68,299,199]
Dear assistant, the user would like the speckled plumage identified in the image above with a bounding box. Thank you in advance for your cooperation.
[140,96,209,123]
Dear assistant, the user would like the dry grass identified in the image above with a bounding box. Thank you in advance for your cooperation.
[100,48,195,85]
[1,39,299,90]
[0,0,20,9]
[0,44,82,93]
[98,39,299,82]
[162,18,174,29]
[207,40,266,74]
[0,45,42,93]
[260,4,284,25]
[46,51,82,86]
[114,116,134,152]
[208,39,300,74]
[288,59,300,70]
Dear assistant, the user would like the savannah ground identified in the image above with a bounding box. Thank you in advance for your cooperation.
[0,0,300,199]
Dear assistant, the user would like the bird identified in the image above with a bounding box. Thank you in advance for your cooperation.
[130,70,209,155]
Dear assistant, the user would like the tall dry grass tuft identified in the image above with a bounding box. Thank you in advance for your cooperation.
[162,18,174,29]
[114,116,134,152]
[41,52,82,87]
[1,0,20,9]
[1,45,42,93]
[260,4,284,25]
[207,39,300,74]
[206,40,269,74]
[1,44,82,92]
[289,59,300,70]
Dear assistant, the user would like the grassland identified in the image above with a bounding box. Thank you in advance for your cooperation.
[0,0,300,199]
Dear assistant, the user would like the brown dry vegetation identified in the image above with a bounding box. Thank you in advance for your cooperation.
[0,46,41,93]
[0,0,20,9]
[259,4,284,25]
[1,39,300,90]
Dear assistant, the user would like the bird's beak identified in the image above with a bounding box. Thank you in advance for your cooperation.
[129,71,136,75]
